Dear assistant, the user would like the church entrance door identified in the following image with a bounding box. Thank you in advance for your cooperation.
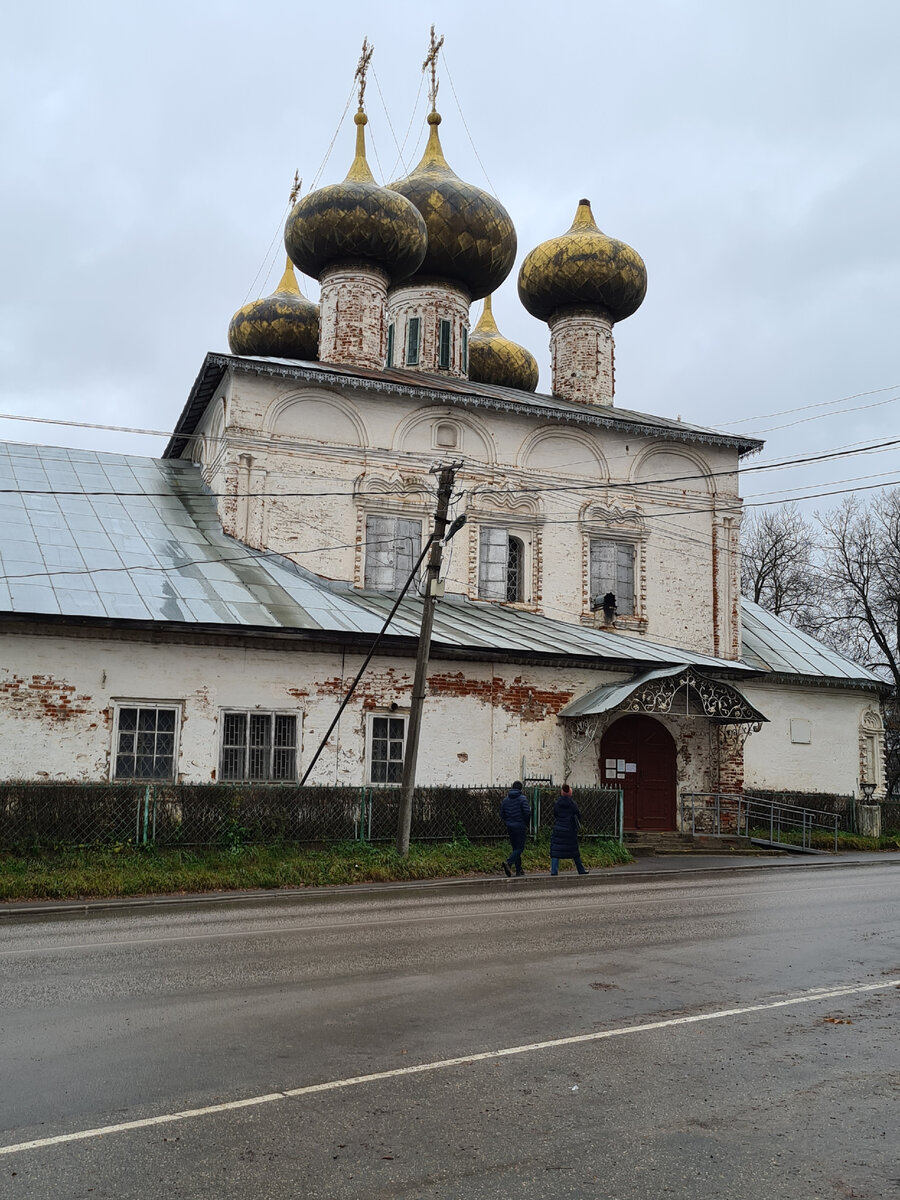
[600,715,677,831]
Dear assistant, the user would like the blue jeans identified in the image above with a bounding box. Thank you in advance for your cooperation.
[550,854,587,875]
[505,825,527,873]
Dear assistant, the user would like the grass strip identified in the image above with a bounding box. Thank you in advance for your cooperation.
[0,838,633,902]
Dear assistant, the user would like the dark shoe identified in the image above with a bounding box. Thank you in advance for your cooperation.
[502,862,512,877]
[578,869,590,875]
[515,870,525,877]
[550,871,558,877]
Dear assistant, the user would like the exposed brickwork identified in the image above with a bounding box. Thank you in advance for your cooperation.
[387,281,471,376]
[426,672,573,722]
[549,308,615,405]
[319,262,389,369]
[716,728,745,794]
[0,674,91,723]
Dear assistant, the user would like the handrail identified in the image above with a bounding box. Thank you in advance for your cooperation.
[680,792,839,853]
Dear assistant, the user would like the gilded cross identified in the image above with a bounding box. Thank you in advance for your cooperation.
[355,36,373,110]
[289,170,301,206]
[422,24,444,111]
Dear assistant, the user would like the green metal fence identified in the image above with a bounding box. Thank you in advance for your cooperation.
[0,781,623,850]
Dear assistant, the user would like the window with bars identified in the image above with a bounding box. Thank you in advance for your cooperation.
[590,539,635,615]
[364,515,422,590]
[438,319,451,369]
[478,526,527,602]
[369,715,406,784]
[386,322,395,368]
[406,317,421,366]
[220,712,298,782]
[114,705,178,780]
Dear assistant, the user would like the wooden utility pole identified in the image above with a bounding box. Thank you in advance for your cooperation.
[395,463,458,856]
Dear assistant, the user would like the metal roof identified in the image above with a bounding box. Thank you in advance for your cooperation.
[164,353,763,459]
[0,441,876,687]
[739,599,882,684]
[558,664,769,721]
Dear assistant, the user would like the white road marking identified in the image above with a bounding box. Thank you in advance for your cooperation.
[0,978,895,1158]
[0,881,850,956]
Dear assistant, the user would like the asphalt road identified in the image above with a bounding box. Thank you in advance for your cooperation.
[1,856,898,1199]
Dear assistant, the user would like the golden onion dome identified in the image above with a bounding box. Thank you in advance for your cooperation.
[285,111,427,284]
[227,257,319,360]
[518,199,647,323]
[468,295,539,392]
[388,112,517,301]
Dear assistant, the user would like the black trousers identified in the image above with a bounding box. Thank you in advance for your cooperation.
[504,825,527,873]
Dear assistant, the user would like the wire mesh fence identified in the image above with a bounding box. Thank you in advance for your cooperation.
[0,782,623,850]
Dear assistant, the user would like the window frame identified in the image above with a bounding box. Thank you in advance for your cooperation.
[438,318,452,369]
[111,701,181,782]
[386,322,395,368]
[589,537,636,616]
[366,712,408,785]
[405,317,421,366]
[477,524,532,604]
[363,513,424,591]
[218,709,300,783]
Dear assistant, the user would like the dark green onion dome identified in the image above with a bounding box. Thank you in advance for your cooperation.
[468,295,539,391]
[518,198,647,322]
[284,111,427,284]
[227,258,319,359]
[388,111,517,301]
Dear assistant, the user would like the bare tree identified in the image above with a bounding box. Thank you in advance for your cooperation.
[740,504,823,632]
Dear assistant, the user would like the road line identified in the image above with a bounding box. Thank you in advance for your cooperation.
[0,882,850,956]
[0,978,895,1158]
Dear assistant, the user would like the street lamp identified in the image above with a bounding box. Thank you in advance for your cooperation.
[861,781,876,803]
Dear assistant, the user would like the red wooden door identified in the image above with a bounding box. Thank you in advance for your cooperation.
[600,715,677,831]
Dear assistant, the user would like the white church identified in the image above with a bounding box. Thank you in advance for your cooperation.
[0,44,885,832]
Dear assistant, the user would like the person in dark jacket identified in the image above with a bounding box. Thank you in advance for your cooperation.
[500,781,531,877]
[550,784,589,876]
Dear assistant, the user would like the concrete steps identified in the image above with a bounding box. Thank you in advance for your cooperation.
[624,832,786,857]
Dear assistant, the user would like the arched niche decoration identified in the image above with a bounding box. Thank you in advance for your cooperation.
[631,446,715,494]
[579,499,646,537]
[466,479,543,521]
[518,427,609,479]
[393,406,496,465]
[264,389,366,447]
[353,471,435,508]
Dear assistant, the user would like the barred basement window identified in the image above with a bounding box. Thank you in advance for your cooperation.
[406,317,421,366]
[114,704,178,780]
[369,715,406,784]
[438,319,451,369]
[590,539,635,615]
[364,515,422,590]
[386,322,395,368]
[220,712,298,782]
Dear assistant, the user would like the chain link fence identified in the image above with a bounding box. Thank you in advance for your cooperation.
[0,782,623,850]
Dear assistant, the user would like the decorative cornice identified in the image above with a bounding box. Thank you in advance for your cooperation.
[164,354,763,460]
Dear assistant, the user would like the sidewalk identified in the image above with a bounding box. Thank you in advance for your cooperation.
[1,850,896,920]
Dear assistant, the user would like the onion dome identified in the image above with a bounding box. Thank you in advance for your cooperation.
[388,112,517,301]
[227,257,319,360]
[468,295,539,392]
[284,111,427,284]
[518,199,647,322]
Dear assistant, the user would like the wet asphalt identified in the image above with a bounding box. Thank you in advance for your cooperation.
[1,851,898,1199]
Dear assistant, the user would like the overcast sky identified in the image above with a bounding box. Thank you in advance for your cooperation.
[1,0,897,512]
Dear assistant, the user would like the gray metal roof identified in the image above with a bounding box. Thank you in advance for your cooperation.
[164,353,763,459]
[558,664,770,721]
[739,599,882,684]
[0,441,876,687]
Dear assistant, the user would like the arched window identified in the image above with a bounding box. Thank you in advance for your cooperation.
[479,526,528,603]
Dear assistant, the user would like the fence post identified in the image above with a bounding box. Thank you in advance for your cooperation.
[618,789,624,844]
[531,788,540,839]
[141,785,151,846]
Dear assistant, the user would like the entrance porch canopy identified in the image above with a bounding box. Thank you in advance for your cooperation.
[559,665,768,726]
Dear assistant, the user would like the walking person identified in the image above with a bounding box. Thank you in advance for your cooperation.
[500,780,531,877]
[550,784,589,876]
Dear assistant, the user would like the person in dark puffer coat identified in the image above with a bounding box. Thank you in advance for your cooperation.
[500,781,531,877]
[550,784,589,876]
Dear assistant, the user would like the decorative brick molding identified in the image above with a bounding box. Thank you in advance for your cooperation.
[549,308,615,406]
[387,280,471,376]
[319,262,389,370]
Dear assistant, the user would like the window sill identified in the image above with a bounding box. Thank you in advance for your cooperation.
[581,612,648,634]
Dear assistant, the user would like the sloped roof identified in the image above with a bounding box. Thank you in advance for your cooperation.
[164,353,763,459]
[0,441,876,688]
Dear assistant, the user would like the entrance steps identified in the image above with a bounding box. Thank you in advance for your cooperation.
[623,832,786,857]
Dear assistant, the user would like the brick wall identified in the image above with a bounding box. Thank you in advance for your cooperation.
[387,280,471,376]
[318,262,389,370]
[548,308,615,405]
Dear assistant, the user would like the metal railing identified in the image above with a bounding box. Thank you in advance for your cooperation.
[681,792,840,853]
[0,781,623,850]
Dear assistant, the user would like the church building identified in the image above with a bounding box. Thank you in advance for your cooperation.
[0,41,885,831]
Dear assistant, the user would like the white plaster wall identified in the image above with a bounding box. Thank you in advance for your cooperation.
[189,365,743,659]
[741,681,877,797]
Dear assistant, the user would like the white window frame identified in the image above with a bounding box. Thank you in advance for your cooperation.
[219,709,301,783]
[364,514,423,591]
[589,537,636,616]
[478,524,532,603]
[366,712,408,785]
[111,701,181,782]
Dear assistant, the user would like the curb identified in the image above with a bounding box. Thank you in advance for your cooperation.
[1,852,896,921]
